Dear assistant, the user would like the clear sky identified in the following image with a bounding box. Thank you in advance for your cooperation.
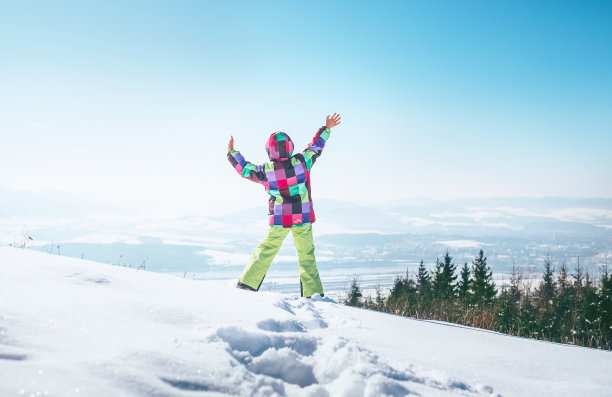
[1,0,611,215]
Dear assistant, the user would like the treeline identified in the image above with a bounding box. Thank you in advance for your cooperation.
[343,250,612,350]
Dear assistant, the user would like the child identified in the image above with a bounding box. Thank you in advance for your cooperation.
[227,113,341,297]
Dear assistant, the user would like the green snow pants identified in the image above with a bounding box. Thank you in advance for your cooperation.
[238,224,324,297]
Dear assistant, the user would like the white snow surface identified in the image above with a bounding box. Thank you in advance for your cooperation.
[1,247,610,397]
[433,240,491,249]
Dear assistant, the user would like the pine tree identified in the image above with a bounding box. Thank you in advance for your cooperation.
[374,285,386,311]
[597,268,612,350]
[538,255,556,304]
[553,262,575,342]
[415,261,432,317]
[494,265,522,335]
[345,277,363,307]
[558,262,569,290]
[495,288,518,334]
[577,270,599,347]
[570,260,585,345]
[457,262,471,302]
[471,250,496,306]
[509,265,522,306]
[572,258,584,300]
[432,252,457,300]
[387,273,417,316]
[363,294,374,309]
[536,256,557,339]
[416,260,431,295]
[431,257,444,300]
[519,297,538,338]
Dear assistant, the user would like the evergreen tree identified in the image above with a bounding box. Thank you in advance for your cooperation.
[538,255,556,304]
[345,277,363,307]
[585,269,594,289]
[597,268,612,350]
[416,260,431,295]
[553,262,575,342]
[431,252,457,300]
[558,262,569,289]
[569,261,585,344]
[471,250,496,306]
[387,273,417,316]
[374,285,386,311]
[572,259,584,300]
[457,262,471,302]
[431,257,444,299]
[577,270,599,347]
[536,256,557,339]
[414,261,432,317]
[495,288,518,334]
[519,297,538,338]
[509,265,522,306]
[494,265,522,334]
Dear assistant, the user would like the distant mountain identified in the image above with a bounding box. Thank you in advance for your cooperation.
[2,192,611,276]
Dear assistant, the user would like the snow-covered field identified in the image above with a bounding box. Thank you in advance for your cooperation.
[1,247,610,397]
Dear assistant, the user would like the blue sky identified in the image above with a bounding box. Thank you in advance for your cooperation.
[1,0,611,215]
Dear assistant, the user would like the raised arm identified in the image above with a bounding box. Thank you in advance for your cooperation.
[227,136,266,184]
[302,113,341,170]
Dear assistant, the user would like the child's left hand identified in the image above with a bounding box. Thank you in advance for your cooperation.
[228,136,234,152]
[326,113,341,129]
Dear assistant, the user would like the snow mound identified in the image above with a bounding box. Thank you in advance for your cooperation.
[1,246,610,396]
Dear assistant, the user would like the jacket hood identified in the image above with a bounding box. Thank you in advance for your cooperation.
[266,132,294,161]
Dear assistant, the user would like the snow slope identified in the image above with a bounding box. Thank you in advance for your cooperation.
[0,247,610,397]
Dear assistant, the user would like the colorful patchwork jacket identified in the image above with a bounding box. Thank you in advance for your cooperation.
[228,126,330,227]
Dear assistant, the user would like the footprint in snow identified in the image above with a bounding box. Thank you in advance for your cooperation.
[212,326,317,357]
[256,318,306,333]
[280,297,329,330]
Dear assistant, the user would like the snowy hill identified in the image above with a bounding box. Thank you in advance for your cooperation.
[1,247,610,397]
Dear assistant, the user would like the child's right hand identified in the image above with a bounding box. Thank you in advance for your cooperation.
[325,113,341,129]
[228,136,234,152]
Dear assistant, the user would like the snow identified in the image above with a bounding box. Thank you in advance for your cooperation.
[63,233,143,245]
[434,240,491,249]
[1,247,611,397]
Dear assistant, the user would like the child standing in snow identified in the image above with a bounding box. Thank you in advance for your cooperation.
[227,113,341,297]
